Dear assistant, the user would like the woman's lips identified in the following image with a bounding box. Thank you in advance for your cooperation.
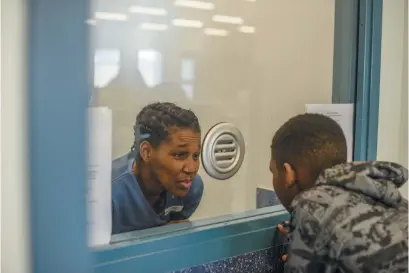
[178,179,193,189]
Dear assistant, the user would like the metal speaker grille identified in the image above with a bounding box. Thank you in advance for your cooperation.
[201,123,245,180]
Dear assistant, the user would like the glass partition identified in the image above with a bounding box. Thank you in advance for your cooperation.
[88,0,336,237]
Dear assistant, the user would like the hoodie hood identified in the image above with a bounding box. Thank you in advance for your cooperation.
[315,161,408,208]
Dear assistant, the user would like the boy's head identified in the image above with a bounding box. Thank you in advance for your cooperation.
[270,113,347,210]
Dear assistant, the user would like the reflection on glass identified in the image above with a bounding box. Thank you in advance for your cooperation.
[212,15,243,25]
[181,59,195,99]
[204,28,229,37]
[90,0,336,233]
[238,25,255,34]
[172,18,204,28]
[94,12,128,21]
[139,23,169,31]
[138,50,163,87]
[181,59,195,81]
[182,84,194,99]
[129,6,167,16]
[86,19,96,26]
[94,49,120,88]
[174,0,215,10]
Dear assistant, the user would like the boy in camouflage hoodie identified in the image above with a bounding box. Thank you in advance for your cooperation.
[270,113,408,273]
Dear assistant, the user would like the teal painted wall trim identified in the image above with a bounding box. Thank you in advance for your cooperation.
[354,0,383,160]
[28,0,90,272]
[332,0,359,104]
[332,0,383,161]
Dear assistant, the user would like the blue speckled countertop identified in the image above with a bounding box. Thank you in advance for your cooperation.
[170,247,282,273]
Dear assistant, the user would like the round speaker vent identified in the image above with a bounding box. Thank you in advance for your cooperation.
[201,122,245,180]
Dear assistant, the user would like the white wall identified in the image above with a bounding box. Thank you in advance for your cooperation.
[377,0,408,198]
[1,0,31,272]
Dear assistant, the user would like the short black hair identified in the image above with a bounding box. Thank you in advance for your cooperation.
[131,102,200,156]
[271,113,347,181]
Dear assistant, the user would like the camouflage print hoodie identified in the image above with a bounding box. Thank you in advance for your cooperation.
[285,161,408,273]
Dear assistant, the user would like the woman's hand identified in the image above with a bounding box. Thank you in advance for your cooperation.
[277,221,291,262]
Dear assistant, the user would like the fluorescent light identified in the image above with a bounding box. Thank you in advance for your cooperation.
[204,28,228,36]
[244,0,256,2]
[238,25,255,33]
[172,18,203,28]
[94,12,128,21]
[174,0,214,10]
[85,19,96,26]
[140,23,169,31]
[129,6,167,16]
[212,15,243,25]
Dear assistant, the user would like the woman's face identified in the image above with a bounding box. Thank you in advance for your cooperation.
[148,127,201,197]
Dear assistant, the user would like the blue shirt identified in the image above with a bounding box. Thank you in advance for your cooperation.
[111,153,204,234]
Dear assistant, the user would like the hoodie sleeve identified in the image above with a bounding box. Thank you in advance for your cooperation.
[284,207,336,273]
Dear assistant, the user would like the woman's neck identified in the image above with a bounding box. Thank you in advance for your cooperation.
[133,161,164,204]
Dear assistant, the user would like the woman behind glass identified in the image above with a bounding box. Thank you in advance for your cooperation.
[111,102,204,234]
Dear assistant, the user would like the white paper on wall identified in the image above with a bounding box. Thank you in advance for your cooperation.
[305,104,354,162]
[87,107,112,247]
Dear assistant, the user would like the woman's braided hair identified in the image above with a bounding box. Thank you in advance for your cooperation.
[131,102,200,159]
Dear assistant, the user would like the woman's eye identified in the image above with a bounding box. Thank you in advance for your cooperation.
[172,152,200,160]
[173,152,188,159]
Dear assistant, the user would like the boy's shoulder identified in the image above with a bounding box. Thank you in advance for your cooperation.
[290,184,355,238]
[288,185,353,266]
[291,183,407,247]
[291,184,345,217]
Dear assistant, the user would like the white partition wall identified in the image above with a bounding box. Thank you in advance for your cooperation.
[1,0,31,272]
[378,0,408,198]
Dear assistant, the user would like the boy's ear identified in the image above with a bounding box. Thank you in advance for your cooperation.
[269,159,274,173]
[283,163,296,188]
